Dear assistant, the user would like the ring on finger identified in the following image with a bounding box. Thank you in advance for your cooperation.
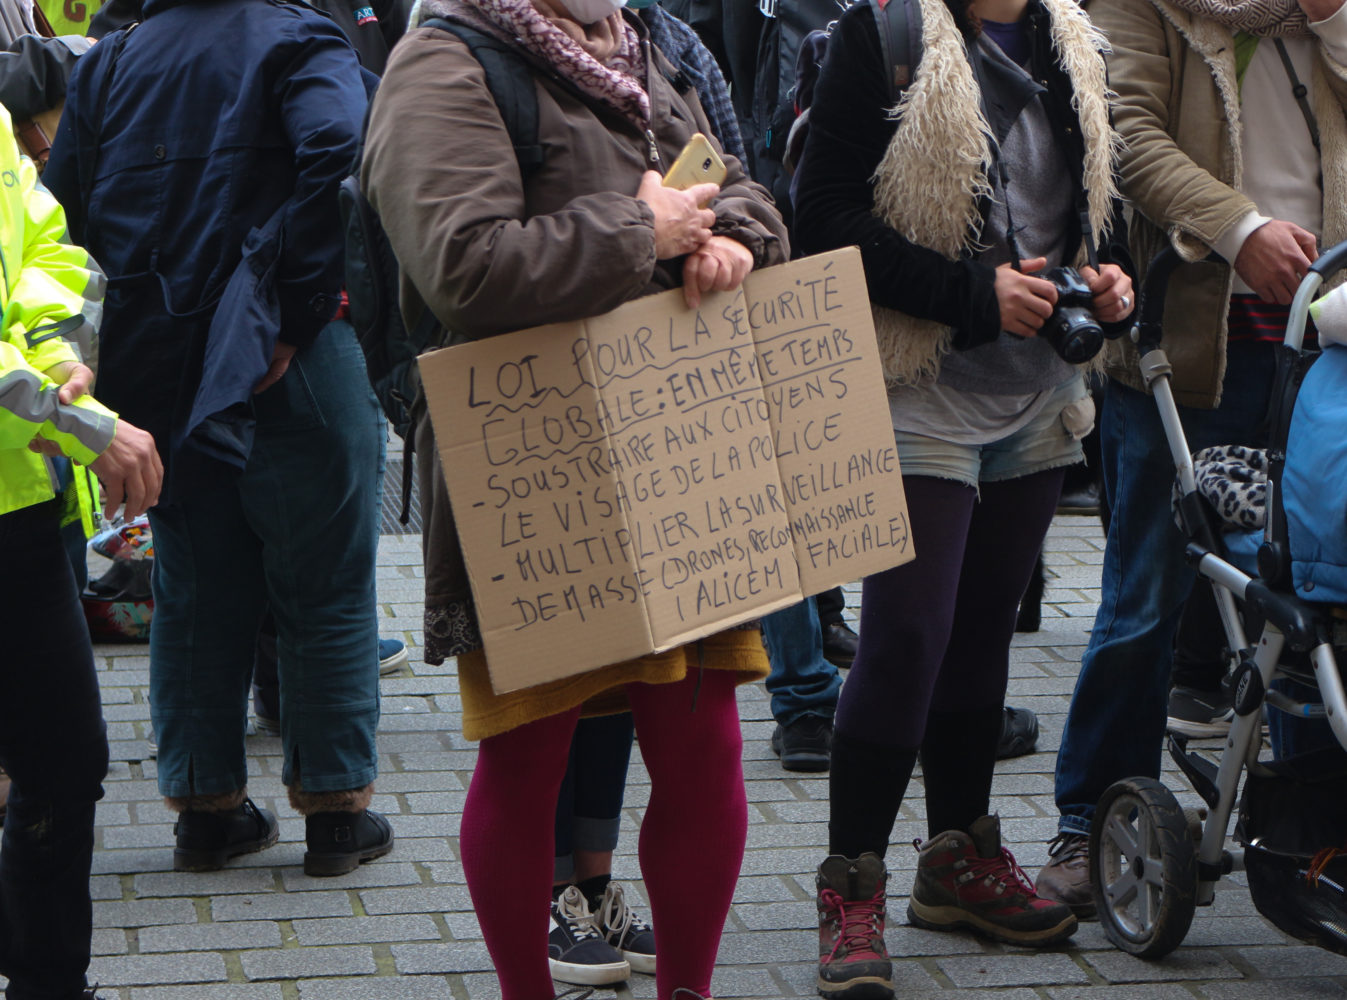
[1120,294,1131,312]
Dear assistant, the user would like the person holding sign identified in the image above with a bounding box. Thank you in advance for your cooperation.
[792,0,1135,990]
[361,0,787,994]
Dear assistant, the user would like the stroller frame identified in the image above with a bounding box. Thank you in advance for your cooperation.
[1087,242,1347,958]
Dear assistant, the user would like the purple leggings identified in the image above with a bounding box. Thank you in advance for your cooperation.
[836,470,1065,744]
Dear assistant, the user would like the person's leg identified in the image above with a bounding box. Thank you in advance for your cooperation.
[462,706,583,999]
[251,611,281,732]
[923,467,1067,837]
[566,713,637,890]
[816,587,859,669]
[148,497,279,871]
[1054,346,1277,840]
[816,587,846,626]
[761,597,841,771]
[148,495,267,803]
[626,668,744,999]
[244,323,386,866]
[560,713,657,975]
[829,476,977,859]
[0,502,108,1000]
[818,476,975,993]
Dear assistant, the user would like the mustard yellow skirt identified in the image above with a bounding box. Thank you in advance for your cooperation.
[456,628,768,741]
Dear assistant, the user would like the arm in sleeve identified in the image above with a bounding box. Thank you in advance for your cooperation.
[5,152,105,378]
[792,4,1001,347]
[0,35,89,121]
[363,31,661,337]
[0,130,115,462]
[1088,0,1257,259]
[0,340,115,462]
[273,18,369,348]
[675,63,789,264]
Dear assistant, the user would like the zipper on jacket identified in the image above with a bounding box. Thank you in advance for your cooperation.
[644,129,661,167]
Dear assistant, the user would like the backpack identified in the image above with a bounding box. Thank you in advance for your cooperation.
[781,0,923,193]
[338,15,545,445]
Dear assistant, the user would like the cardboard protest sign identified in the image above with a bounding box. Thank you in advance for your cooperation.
[419,247,912,694]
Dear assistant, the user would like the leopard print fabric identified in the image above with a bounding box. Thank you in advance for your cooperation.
[1174,444,1268,531]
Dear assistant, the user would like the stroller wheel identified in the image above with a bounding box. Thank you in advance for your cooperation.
[1090,777,1197,959]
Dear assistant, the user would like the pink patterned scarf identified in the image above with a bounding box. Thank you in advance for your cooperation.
[466,0,651,128]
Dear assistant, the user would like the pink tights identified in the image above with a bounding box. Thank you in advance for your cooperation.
[459,670,747,999]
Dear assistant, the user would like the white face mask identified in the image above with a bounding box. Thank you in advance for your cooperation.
[555,0,625,25]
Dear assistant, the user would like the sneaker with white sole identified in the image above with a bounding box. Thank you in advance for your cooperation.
[549,885,630,985]
[594,880,656,974]
[1166,685,1234,738]
[378,637,409,675]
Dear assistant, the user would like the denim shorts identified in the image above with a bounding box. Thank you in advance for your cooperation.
[894,376,1094,489]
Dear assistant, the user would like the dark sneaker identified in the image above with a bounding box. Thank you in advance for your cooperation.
[378,637,409,675]
[772,714,833,772]
[549,885,630,985]
[1167,685,1234,738]
[173,798,279,872]
[1034,832,1095,919]
[816,853,893,1000]
[995,706,1040,760]
[822,621,860,669]
[908,815,1077,946]
[303,809,395,876]
[593,880,655,975]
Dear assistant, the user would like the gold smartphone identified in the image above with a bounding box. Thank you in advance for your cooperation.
[663,133,727,193]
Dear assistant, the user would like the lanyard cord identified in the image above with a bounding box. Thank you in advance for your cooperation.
[966,35,1099,272]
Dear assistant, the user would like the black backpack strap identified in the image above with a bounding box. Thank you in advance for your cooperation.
[868,0,921,107]
[421,16,545,181]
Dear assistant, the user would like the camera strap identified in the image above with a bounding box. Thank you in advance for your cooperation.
[968,37,1100,274]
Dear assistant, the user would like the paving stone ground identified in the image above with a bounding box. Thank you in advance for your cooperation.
[43,517,1347,997]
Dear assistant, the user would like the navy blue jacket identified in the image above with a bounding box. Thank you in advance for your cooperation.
[45,0,367,478]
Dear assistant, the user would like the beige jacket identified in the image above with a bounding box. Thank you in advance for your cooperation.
[1089,0,1347,406]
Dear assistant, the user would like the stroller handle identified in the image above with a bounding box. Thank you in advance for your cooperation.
[1288,238,1347,352]
[1131,246,1219,354]
[1135,239,1347,354]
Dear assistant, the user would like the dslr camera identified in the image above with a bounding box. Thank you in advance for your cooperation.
[1034,266,1124,364]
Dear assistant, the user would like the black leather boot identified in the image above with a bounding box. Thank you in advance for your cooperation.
[304,809,394,876]
[173,798,279,872]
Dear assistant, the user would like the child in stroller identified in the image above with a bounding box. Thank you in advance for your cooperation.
[1087,242,1347,960]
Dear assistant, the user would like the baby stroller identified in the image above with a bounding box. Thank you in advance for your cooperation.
[1087,241,1347,959]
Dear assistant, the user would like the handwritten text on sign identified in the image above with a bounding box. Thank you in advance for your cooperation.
[419,248,912,694]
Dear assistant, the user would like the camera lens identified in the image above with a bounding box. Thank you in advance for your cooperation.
[1044,308,1104,363]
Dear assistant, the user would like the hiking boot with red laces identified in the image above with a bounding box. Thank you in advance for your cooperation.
[907,815,1077,946]
[816,853,894,1000]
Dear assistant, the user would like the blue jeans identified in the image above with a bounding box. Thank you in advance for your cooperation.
[149,321,384,798]
[553,713,636,881]
[0,501,108,1000]
[762,597,842,726]
[1056,342,1277,835]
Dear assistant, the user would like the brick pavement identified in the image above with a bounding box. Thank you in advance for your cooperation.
[37,517,1347,997]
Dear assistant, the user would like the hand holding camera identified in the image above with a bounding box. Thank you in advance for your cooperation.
[996,258,1134,363]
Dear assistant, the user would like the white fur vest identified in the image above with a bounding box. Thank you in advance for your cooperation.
[869,0,1121,385]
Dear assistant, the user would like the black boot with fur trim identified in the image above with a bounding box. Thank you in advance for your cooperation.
[168,789,279,872]
[290,784,394,877]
